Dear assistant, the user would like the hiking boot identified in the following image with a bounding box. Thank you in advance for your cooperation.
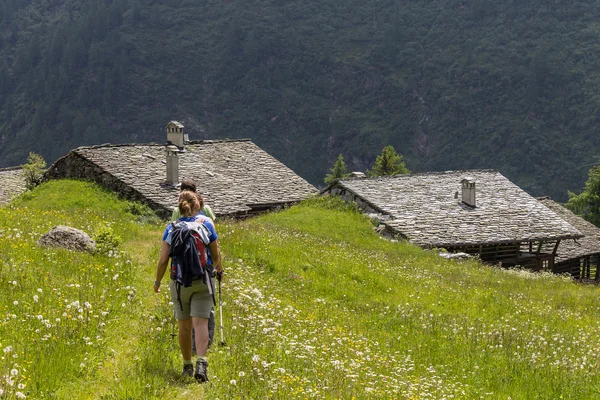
[182,363,194,378]
[195,359,209,383]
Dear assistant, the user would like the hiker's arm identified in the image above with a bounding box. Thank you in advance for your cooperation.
[209,240,222,274]
[154,241,170,293]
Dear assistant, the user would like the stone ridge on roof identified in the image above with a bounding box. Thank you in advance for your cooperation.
[66,139,317,217]
[337,170,582,247]
[536,197,600,262]
[73,138,252,151]
[340,168,500,182]
[0,167,26,205]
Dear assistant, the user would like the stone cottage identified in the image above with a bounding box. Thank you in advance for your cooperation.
[45,121,318,218]
[325,170,583,271]
[537,197,600,280]
[0,167,26,205]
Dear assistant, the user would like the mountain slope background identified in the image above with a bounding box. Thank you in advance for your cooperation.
[1,0,600,199]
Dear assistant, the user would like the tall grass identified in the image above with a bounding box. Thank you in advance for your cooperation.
[205,197,600,399]
[2,186,600,399]
[0,180,159,399]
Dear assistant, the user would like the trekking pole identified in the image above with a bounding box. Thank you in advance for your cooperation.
[171,308,177,338]
[207,270,216,307]
[217,272,226,347]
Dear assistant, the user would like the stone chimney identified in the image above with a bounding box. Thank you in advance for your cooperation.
[166,145,179,184]
[166,121,188,149]
[461,177,476,207]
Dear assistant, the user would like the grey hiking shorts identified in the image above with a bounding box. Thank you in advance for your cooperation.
[170,279,213,320]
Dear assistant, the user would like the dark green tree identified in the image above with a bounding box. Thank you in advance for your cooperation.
[324,154,350,184]
[566,165,600,226]
[368,145,410,177]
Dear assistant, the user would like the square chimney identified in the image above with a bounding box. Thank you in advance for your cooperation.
[166,120,188,149]
[461,178,476,207]
[166,145,180,184]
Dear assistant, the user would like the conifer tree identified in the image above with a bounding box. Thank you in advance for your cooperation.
[368,145,410,177]
[324,154,350,184]
[566,165,600,227]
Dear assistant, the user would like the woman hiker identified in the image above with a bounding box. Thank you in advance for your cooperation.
[154,190,222,382]
[172,179,217,349]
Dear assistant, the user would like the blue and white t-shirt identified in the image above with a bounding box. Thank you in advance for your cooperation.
[163,216,218,264]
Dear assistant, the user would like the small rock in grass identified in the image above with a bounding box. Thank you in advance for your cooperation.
[37,226,96,253]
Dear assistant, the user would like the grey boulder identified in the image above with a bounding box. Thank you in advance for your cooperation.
[37,226,96,253]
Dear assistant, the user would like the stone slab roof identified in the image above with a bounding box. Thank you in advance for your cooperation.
[537,197,600,262]
[336,170,582,247]
[0,167,26,205]
[54,139,317,217]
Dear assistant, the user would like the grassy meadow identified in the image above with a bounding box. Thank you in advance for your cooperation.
[1,181,600,399]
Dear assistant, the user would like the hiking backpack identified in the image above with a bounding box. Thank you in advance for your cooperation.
[169,220,213,309]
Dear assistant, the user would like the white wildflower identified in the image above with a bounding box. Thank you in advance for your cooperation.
[230,379,237,385]
[33,295,39,303]
[252,354,260,362]
[10,368,18,376]
[15,391,26,399]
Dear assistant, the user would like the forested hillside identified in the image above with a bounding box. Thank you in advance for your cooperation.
[1,0,599,199]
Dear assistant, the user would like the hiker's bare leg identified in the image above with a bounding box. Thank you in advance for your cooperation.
[178,319,193,360]
[192,317,209,357]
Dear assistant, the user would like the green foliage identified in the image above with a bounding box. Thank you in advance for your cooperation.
[4,179,600,398]
[93,225,122,255]
[20,152,46,190]
[1,0,600,199]
[368,145,410,177]
[299,194,362,214]
[324,154,350,184]
[565,165,600,226]
[209,200,600,399]
[0,179,160,399]
[125,201,152,216]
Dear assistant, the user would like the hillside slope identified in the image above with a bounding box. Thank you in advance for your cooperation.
[1,1,599,199]
[2,181,600,398]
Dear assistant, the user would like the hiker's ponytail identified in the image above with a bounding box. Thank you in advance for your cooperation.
[179,190,200,216]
